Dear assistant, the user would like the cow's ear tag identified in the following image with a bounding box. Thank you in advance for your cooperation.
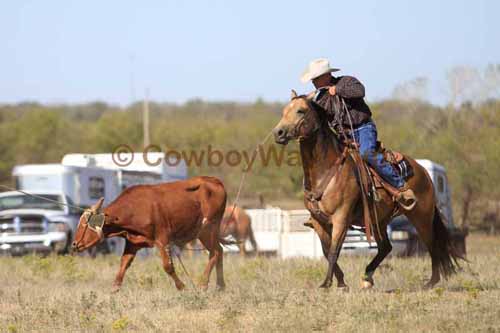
[88,213,105,229]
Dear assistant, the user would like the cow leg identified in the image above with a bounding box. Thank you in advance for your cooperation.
[198,229,225,291]
[157,243,185,291]
[112,241,139,293]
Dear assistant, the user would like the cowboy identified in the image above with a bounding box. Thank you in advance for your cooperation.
[300,58,416,208]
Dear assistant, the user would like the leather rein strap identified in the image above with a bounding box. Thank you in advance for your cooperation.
[303,146,348,224]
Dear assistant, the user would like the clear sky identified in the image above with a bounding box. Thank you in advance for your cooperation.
[1,1,498,105]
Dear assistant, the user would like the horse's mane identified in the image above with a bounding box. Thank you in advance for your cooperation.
[292,95,341,150]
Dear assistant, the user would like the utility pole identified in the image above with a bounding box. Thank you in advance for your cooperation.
[129,54,136,104]
[143,88,150,149]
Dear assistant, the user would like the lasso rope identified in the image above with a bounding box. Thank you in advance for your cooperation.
[220,129,274,238]
[0,184,87,212]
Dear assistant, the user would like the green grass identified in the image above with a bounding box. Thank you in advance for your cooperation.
[0,234,499,332]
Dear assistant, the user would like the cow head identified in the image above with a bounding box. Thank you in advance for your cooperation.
[72,198,106,252]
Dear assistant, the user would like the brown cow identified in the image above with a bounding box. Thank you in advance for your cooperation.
[72,176,228,292]
[220,206,258,256]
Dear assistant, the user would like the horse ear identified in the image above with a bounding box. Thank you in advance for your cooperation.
[306,90,316,100]
[290,89,298,100]
[91,197,105,213]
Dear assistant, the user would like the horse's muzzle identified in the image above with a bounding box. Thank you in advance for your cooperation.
[273,127,289,145]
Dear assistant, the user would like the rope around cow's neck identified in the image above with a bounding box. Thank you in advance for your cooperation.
[0,184,87,212]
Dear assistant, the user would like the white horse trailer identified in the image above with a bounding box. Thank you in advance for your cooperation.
[62,152,188,190]
[12,164,120,208]
[246,208,323,259]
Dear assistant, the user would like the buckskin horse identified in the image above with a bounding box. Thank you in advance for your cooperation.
[72,176,228,292]
[220,206,258,256]
[273,90,461,290]
[185,205,258,257]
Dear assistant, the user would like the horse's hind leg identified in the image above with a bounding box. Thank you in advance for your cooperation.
[309,217,347,289]
[157,242,185,290]
[238,242,247,257]
[361,228,392,289]
[405,200,440,288]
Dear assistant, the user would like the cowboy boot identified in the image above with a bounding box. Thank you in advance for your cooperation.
[396,183,417,211]
[381,181,417,211]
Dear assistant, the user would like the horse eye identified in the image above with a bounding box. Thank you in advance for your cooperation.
[297,109,305,115]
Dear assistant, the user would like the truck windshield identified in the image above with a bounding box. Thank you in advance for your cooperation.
[0,194,65,211]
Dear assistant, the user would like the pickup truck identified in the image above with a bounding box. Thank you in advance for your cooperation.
[0,190,80,255]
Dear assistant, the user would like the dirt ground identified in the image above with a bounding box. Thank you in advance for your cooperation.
[0,234,499,332]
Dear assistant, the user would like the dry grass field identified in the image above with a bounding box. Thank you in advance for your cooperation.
[1,234,499,332]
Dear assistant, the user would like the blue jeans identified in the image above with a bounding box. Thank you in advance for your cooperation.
[352,121,405,188]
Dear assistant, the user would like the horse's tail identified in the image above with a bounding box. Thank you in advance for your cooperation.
[431,206,462,278]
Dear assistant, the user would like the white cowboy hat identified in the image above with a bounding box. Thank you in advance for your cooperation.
[300,58,340,83]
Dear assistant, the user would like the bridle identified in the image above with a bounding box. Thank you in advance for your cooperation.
[291,97,321,141]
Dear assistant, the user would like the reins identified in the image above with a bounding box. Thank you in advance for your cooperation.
[340,98,382,242]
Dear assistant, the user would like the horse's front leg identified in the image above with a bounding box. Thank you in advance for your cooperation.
[308,217,348,289]
[319,212,349,289]
[361,227,392,289]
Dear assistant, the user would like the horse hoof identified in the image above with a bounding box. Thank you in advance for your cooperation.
[111,285,121,294]
[319,282,332,289]
[216,284,226,292]
[423,281,438,290]
[176,282,186,291]
[337,284,350,292]
[361,279,374,290]
[198,284,208,291]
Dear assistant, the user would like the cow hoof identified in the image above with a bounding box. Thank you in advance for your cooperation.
[216,284,226,292]
[111,285,121,294]
[198,284,208,291]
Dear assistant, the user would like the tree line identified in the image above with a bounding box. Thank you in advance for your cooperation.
[1,65,499,233]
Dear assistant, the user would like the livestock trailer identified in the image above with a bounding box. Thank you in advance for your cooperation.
[12,164,120,208]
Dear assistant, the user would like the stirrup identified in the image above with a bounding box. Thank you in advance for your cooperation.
[396,189,417,211]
